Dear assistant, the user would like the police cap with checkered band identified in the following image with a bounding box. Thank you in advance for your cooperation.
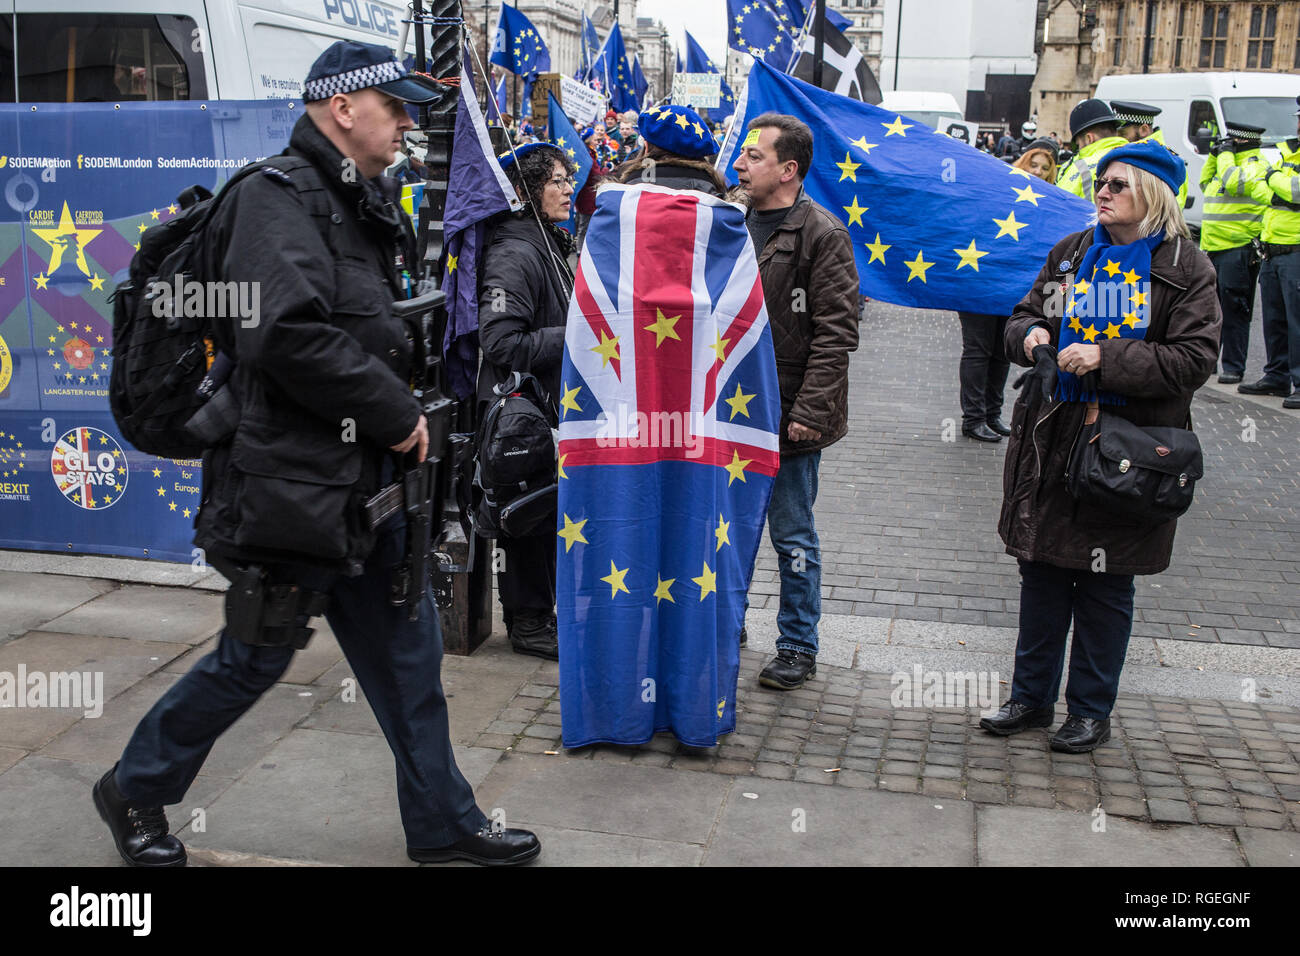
[303,41,444,105]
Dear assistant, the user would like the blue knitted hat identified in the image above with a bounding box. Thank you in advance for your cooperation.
[1097,139,1186,195]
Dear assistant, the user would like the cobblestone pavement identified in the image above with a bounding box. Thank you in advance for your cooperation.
[743,300,1300,648]
[473,648,1300,832]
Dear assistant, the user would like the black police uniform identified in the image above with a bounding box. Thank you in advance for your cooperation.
[113,113,487,850]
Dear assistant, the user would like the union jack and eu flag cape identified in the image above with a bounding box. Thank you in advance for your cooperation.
[557,184,780,748]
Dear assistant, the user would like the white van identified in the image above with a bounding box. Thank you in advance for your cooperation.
[879,90,980,145]
[1093,72,1298,227]
[0,0,419,103]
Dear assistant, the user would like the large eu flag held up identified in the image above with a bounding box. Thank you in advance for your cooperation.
[721,60,1094,315]
[557,184,780,748]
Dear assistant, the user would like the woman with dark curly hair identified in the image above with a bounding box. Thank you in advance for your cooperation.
[477,142,576,660]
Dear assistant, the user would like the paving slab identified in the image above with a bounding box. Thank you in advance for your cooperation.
[503,823,702,867]
[977,806,1243,866]
[0,550,225,591]
[472,751,731,844]
[702,777,975,866]
[0,746,26,774]
[0,755,229,867]
[0,571,116,639]
[182,728,499,866]
[35,584,224,645]
[0,632,190,749]
[39,671,320,781]
[1234,827,1300,866]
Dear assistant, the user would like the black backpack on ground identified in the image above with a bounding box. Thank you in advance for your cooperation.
[109,155,334,459]
[474,372,558,537]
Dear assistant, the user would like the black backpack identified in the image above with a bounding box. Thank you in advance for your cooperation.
[474,372,558,537]
[108,155,332,459]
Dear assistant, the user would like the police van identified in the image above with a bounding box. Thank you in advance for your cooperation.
[1093,72,1297,227]
[0,0,418,102]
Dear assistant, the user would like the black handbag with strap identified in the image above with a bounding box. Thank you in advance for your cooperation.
[1065,407,1204,523]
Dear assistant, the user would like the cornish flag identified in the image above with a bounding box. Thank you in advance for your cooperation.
[789,19,882,103]
[557,184,780,748]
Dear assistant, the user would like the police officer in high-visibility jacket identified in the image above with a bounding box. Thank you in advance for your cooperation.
[1199,121,1269,384]
[1236,97,1300,408]
[1056,99,1128,202]
[1111,100,1188,211]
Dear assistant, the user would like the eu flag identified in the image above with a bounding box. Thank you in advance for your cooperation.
[721,60,1094,314]
[684,31,735,123]
[631,54,648,109]
[579,12,601,82]
[590,22,638,113]
[441,56,521,399]
[489,4,550,80]
[557,184,780,748]
[727,0,851,68]
[546,92,594,235]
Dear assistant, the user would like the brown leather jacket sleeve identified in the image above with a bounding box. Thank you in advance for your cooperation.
[789,220,860,430]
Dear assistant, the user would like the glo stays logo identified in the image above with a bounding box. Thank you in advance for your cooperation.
[50,426,127,510]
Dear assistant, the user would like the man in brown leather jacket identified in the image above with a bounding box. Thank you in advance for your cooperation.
[732,113,861,690]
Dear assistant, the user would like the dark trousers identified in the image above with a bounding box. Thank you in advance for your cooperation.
[498,529,557,618]
[116,521,486,849]
[1259,248,1300,387]
[958,312,1009,428]
[1010,559,1136,721]
[1208,244,1260,377]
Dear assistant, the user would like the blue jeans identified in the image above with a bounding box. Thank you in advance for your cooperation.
[1259,249,1300,388]
[1010,559,1136,721]
[769,450,822,658]
[116,520,487,849]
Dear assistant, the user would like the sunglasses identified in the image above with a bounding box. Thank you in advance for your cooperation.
[1095,177,1131,195]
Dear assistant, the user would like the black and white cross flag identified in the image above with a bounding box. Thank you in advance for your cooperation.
[789,23,882,104]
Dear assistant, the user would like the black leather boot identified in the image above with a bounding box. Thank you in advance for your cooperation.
[979,699,1054,736]
[758,648,816,690]
[92,765,187,867]
[408,825,541,866]
[986,418,1011,436]
[1050,715,1111,753]
[508,609,559,660]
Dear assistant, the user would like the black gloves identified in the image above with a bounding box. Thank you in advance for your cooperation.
[1014,342,1059,403]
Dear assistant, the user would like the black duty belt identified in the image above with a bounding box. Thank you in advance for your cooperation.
[1263,242,1300,257]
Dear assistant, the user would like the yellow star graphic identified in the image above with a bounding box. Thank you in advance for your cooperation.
[557,513,588,552]
[711,332,730,364]
[653,575,676,605]
[1122,312,1140,328]
[1081,324,1100,343]
[865,233,890,265]
[725,383,756,420]
[842,195,867,227]
[643,308,681,347]
[117,466,125,475]
[150,209,160,220]
[1103,322,1122,338]
[560,382,582,418]
[1068,316,1084,333]
[446,254,458,272]
[57,324,64,332]
[953,240,987,272]
[993,211,1025,240]
[1102,259,1122,278]
[33,273,49,290]
[138,223,148,233]
[849,135,877,154]
[31,201,101,275]
[715,514,731,552]
[601,559,630,598]
[157,487,166,497]
[183,508,192,519]
[1074,279,1090,294]
[1131,290,1148,307]
[692,561,717,601]
[1008,165,1033,178]
[904,250,934,283]
[674,112,690,129]
[835,152,861,183]
[1012,182,1043,205]
[167,204,178,214]
[692,121,705,136]
[557,454,568,480]
[723,449,752,485]
[1122,268,1140,286]
[590,330,621,368]
[882,116,911,136]
[152,467,162,477]
[168,501,177,512]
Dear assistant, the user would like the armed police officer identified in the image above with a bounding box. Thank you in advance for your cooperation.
[1112,100,1188,210]
[92,42,540,867]
[1056,99,1128,202]
[1198,121,1269,384]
